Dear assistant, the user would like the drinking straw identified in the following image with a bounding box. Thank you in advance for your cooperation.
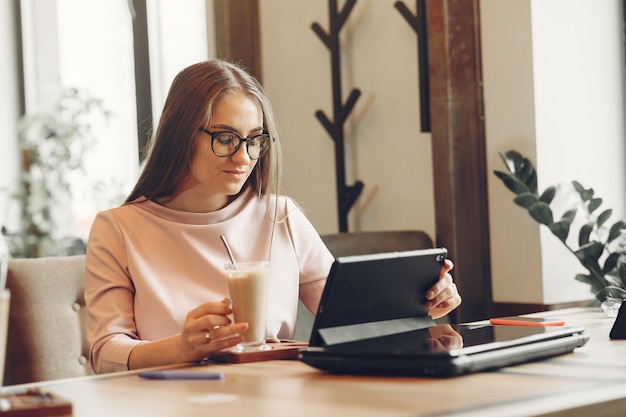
[220,235,237,268]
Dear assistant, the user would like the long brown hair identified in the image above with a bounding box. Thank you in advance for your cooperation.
[125,60,282,204]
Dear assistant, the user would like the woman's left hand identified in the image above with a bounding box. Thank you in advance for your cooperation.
[424,259,461,319]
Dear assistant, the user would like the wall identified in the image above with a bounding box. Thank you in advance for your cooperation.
[259,0,436,237]
[482,0,626,305]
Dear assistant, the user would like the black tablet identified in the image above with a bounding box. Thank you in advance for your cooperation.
[309,248,447,346]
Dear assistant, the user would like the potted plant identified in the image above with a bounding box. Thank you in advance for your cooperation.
[3,87,107,258]
[494,150,626,316]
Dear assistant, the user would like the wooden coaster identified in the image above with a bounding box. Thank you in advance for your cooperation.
[0,389,72,416]
[210,341,308,363]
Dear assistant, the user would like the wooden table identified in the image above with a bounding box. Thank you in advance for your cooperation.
[2,308,626,417]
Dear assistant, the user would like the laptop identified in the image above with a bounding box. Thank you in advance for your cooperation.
[299,249,589,377]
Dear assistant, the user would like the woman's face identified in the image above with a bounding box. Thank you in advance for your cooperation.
[181,92,263,209]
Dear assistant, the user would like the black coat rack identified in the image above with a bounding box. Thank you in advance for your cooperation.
[394,0,431,132]
[312,0,364,233]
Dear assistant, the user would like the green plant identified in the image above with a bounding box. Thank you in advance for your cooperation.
[494,150,626,305]
[6,87,108,257]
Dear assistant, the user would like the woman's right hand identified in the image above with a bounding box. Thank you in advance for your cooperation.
[178,298,249,362]
[127,298,249,370]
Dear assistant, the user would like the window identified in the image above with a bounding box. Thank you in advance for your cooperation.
[14,0,211,255]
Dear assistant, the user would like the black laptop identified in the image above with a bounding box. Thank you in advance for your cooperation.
[299,249,589,377]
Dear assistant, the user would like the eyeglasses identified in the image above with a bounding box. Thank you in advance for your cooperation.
[199,128,272,160]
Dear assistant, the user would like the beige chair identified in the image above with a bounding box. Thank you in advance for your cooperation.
[320,230,433,257]
[4,255,93,385]
[293,230,434,341]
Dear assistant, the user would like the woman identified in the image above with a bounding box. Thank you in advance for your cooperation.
[85,59,461,374]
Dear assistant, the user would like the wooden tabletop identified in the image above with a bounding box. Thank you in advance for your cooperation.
[3,308,626,417]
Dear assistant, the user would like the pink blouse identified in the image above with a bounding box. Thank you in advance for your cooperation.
[85,188,334,373]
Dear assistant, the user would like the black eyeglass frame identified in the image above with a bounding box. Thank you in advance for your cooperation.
[198,127,273,160]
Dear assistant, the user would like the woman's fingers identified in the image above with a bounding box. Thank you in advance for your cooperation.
[424,270,462,319]
[178,300,252,362]
[425,270,454,302]
[202,322,248,344]
[188,298,232,319]
[426,281,460,308]
[185,300,234,333]
[440,259,454,276]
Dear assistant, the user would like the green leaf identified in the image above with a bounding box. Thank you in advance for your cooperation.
[547,209,577,243]
[517,161,538,192]
[608,220,626,243]
[493,171,529,195]
[603,252,621,274]
[513,193,538,208]
[596,209,612,228]
[572,181,594,201]
[588,198,602,213]
[619,262,626,287]
[578,222,593,246]
[574,241,604,265]
[510,152,527,175]
[596,285,626,302]
[539,186,556,204]
[561,209,577,224]
[498,151,522,175]
[572,180,584,194]
[528,202,553,225]
[548,220,570,242]
[574,273,593,285]
[499,151,537,192]
[527,170,538,194]
[518,160,533,182]
[575,273,606,294]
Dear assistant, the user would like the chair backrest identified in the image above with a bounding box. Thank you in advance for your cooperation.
[4,255,93,385]
[320,230,433,258]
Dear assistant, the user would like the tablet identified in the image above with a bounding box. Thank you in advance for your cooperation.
[309,247,447,346]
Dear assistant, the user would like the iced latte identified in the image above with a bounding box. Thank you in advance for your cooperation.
[225,261,270,351]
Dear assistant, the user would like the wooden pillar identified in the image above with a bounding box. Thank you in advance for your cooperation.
[427,0,492,322]
[213,0,262,82]
[130,0,152,162]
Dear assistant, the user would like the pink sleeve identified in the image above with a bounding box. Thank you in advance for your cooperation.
[85,211,144,374]
[283,199,334,313]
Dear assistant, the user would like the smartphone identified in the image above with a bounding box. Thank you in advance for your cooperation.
[489,316,566,326]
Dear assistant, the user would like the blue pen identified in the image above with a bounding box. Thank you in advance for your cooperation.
[138,370,224,380]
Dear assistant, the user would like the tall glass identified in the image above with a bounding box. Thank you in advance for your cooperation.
[224,262,271,352]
